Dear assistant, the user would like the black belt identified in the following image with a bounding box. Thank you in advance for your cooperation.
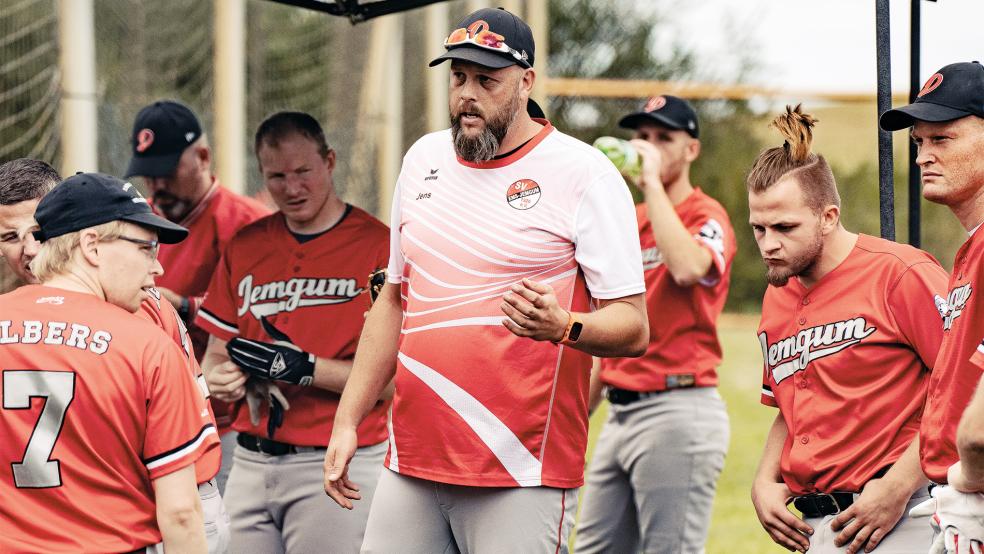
[237,433,325,457]
[793,492,855,517]
[606,378,696,405]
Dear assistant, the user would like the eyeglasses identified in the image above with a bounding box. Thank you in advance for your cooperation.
[116,235,160,260]
[445,21,530,68]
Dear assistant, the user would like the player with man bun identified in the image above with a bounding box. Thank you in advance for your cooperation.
[748,106,947,553]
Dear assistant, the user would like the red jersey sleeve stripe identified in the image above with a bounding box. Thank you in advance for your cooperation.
[198,308,238,335]
[145,423,217,470]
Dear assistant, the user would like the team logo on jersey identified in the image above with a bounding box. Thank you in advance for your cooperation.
[641,247,664,270]
[506,179,541,210]
[940,284,972,330]
[759,317,877,385]
[35,296,64,305]
[236,274,363,319]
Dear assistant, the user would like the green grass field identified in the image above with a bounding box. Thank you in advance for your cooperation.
[576,314,786,553]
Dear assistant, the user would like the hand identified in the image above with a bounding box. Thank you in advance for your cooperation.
[323,425,361,510]
[949,462,984,494]
[830,477,909,553]
[910,486,984,554]
[226,318,315,386]
[500,278,569,342]
[751,480,812,552]
[207,360,247,403]
[628,138,664,192]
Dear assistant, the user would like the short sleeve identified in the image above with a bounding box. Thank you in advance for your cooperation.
[386,177,405,284]
[142,340,218,480]
[573,173,646,299]
[887,261,950,369]
[196,250,240,340]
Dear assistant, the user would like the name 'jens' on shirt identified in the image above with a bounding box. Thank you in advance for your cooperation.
[0,320,112,354]
[759,317,877,384]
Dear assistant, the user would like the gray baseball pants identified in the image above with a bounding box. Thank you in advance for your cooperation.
[802,490,932,553]
[361,469,578,553]
[224,440,387,554]
[574,387,729,554]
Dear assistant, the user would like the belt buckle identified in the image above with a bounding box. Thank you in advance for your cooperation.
[815,493,840,515]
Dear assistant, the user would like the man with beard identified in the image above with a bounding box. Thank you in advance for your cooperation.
[125,100,269,492]
[880,61,984,553]
[322,8,648,552]
[576,96,734,553]
[748,105,948,554]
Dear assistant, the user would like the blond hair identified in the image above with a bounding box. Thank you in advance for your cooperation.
[746,104,840,212]
[31,221,126,282]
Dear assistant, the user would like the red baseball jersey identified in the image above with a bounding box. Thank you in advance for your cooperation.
[921,228,984,482]
[757,235,947,495]
[385,124,645,488]
[0,285,218,553]
[137,289,220,484]
[197,207,390,447]
[601,188,736,391]
[155,179,269,430]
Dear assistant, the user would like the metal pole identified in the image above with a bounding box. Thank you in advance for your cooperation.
[907,0,921,247]
[378,15,403,219]
[214,0,247,193]
[527,0,549,112]
[58,0,99,174]
[425,3,449,132]
[876,0,895,241]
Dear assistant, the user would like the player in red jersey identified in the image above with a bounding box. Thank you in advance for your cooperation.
[125,99,270,490]
[323,8,647,553]
[576,96,735,553]
[0,159,229,553]
[748,107,947,554]
[198,112,390,553]
[0,172,217,553]
[882,61,984,553]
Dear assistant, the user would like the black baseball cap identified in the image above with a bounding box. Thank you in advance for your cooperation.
[33,172,188,244]
[527,98,545,119]
[429,8,534,70]
[880,61,984,131]
[125,100,203,178]
[619,95,700,138]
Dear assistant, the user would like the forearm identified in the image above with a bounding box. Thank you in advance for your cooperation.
[311,357,395,399]
[643,185,713,286]
[201,336,230,377]
[334,284,402,429]
[755,414,788,486]
[879,435,929,495]
[572,295,648,357]
[957,379,984,485]
[588,357,605,414]
[153,466,207,553]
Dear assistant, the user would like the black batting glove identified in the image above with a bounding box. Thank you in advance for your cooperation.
[226,317,315,386]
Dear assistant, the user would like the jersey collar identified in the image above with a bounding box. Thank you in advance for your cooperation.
[455,119,553,170]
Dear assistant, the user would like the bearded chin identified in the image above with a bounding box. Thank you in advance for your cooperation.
[450,93,521,162]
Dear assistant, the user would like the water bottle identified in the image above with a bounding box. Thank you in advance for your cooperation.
[592,136,641,184]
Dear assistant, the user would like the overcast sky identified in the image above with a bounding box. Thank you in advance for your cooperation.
[672,0,982,93]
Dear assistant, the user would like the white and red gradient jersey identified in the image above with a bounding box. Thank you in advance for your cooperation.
[0,286,218,553]
[385,122,645,488]
[757,235,948,495]
[922,227,984,483]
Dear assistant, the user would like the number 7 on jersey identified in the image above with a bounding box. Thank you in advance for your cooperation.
[3,370,76,488]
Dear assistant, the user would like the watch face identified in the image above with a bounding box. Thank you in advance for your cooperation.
[568,321,583,342]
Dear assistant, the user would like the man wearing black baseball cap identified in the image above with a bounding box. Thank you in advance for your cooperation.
[883,62,984,550]
[126,100,268,493]
[577,95,734,553]
[0,171,218,553]
[324,6,649,553]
